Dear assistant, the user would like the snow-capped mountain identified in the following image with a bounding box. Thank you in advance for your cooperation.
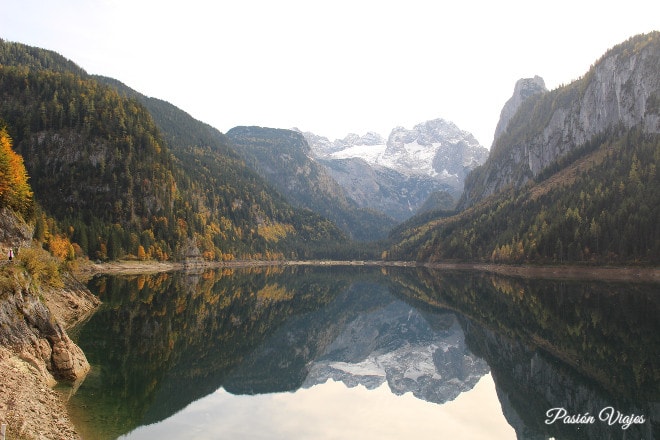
[306,119,488,187]
[301,119,489,220]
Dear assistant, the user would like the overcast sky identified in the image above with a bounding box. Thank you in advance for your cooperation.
[1,0,658,146]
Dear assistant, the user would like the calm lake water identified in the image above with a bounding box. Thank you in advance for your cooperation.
[66,266,659,439]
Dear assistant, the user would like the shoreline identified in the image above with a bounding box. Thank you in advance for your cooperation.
[76,259,660,283]
[420,262,660,283]
[0,272,99,440]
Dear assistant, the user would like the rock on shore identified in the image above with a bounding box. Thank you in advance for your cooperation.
[0,265,100,439]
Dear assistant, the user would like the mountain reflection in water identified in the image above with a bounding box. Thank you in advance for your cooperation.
[66,266,659,440]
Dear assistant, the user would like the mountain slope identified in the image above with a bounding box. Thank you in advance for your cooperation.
[460,32,660,209]
[97,82,391,244]
[0,57,179,259]
[95,76,238,160]
[317,156,448,221]
[96,76,356,257]
[0,39,347,261]
[226,126,396,241]
[388,33,660,265]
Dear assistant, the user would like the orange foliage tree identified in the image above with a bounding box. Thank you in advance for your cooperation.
[0,126,33,217]
[48,234,75,260]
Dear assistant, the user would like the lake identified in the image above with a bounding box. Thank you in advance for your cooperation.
[65,265,659,439]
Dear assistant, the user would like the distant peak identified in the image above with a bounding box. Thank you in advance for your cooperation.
[513,76,547,99]
[343,132,386,146]
[493,76,548,143]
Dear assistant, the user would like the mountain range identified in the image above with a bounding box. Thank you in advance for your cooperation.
[0,37,489,251]
[225,126,396,241]
[0,32,658,265]
[0,39,351,261]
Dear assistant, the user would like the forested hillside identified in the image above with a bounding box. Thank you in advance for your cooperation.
[388,34,660,265]
[0,39,348,261]
[96,76,352,258]
[389,129,659,264]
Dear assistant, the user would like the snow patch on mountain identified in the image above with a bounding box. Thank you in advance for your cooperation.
[330,143,385,164]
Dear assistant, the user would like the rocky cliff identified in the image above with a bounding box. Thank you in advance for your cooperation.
[492,75,547,143]
[460,32,660,209]
[0,263,98,439]
[0,208,97,382]
[0,208,99,439]
[0,274,91,383]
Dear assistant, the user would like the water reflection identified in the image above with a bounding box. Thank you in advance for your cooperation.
[388,267,660,439]
[67,266,659,439]
[223,280,488,404]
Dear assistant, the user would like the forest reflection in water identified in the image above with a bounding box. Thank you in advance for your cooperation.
[66,265,659,440]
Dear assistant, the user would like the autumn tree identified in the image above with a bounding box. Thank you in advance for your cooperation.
[0,126,33,218]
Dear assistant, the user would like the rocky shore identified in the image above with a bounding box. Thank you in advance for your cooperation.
[0,266,99,440]
[0,346,80,440]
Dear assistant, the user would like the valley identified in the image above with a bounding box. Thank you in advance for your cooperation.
[0,30,658,440]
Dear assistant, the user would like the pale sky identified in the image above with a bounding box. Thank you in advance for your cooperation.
[1,0,658,147]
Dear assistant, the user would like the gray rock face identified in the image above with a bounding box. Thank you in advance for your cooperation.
[0,207,33,248]
[461,33,660,208]
[318,157,450,222]
[525,44,660,176]
[383,119,488,180]
[0,273,91,383]
[493,76,547,143]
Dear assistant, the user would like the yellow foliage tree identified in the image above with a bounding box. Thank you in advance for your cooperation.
[0,127,33,217]
[257,223,294,242]
[137,245,147,260]
[49,234,74,260]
